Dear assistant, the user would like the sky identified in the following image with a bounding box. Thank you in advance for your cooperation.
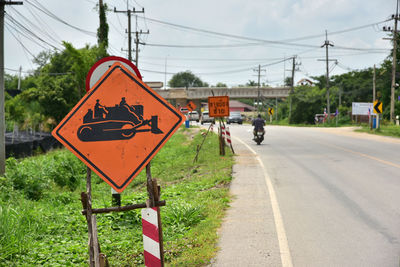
[3,0,397,88]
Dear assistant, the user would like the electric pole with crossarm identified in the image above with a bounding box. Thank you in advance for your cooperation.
[0,0,23,175]
[114,5,146,65]
[320,30,335,123]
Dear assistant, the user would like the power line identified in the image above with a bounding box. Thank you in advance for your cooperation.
[281,18,392,43]
[25,0,96,37]
[5,14,60,50]
[139,16,320,49]
[5,23,36,58]
[144,42,278,49]
[5,19,49,50]
[25,4,62,43]
[4,67,73,75]
[140,57,291,76]
[9,6,62,47]
[137,16,391,52]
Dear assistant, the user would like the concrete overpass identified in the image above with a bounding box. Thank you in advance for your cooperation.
[153,86,290,110]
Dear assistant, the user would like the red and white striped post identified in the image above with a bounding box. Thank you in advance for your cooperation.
[225,126,231,145]
[142,207,162,267]
[225,126,235,154]
[221,125,226,141]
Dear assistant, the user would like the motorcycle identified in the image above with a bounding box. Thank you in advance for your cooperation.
[253,129,265,145]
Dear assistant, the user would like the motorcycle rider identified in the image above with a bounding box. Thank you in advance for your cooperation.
[252,114,265,139]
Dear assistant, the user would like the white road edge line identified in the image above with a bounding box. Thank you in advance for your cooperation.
[233,136,293,267]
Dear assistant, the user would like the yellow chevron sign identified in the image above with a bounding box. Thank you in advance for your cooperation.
[268,108,274,115]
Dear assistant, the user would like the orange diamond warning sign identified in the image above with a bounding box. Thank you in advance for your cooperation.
[52,62,184,193]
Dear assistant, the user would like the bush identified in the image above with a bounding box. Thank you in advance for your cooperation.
[4,151,85,200]
[5,157,48,200]
[164,202,204,228]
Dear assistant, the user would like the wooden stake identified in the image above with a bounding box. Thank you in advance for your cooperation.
[193,123,213,163]
[152,178,165,267]
[84,167,100,267]
[146,163,155,207]
[92,215,100,266]
[218,119,225,156]
[145,163,165,266]
[82,200,166,215]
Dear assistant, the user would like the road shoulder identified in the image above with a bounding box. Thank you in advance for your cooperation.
[209,136,281,266]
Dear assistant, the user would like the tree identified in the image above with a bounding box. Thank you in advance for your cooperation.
[18,44,105,123]
[246,80,257,86]
[4,74,18,90]
[168,71,208,88]
[215,82,227,87]
[97,2,109,58]
[284,77,292,87]
[33,50,52,72]
[290,85,326,124]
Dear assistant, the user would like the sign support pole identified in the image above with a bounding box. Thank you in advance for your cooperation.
[218,119,225,156]
[193,123,213,163]
[82,167,100,267]
[377,114,380,130]
[144,162,165,266]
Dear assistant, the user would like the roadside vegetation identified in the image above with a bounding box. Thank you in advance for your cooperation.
[0,127,233,266]
[356,124,400,138]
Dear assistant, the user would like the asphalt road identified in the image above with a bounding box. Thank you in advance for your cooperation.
[224,124,400,267]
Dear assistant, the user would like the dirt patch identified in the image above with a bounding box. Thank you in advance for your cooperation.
[314,126,400,144]
[181,127,201,145]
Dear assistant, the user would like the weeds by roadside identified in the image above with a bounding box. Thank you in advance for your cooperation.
[356,124,400,138]
[0,126,233,266]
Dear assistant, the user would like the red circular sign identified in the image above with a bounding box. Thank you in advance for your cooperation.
[86,56,142,92]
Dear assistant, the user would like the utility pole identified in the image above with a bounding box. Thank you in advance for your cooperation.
[283,54,286,86]
[373,64,376,102]
[371,65,376,129]
[134,29,149,67]
[17,66,21,90]
[164,56,167,89]
[385,1,399,123]
[320,30,334,122]
[288,56,299,122]
[114,5,146,64]
[253,64,266,114]
[0,0,23,175]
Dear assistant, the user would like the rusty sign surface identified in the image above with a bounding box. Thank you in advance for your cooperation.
[208,96,230,117]
[52,62,184,193]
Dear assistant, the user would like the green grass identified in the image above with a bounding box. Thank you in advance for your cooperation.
[0,126,234,266]
[355,124,400,138]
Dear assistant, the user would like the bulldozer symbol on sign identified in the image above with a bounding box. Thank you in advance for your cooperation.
[77,97,163,142]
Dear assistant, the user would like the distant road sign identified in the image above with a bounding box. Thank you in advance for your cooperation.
[373,100,382,114]
[180,107,189,114]
[86,56,142,92]
[53,62,184,193]
[186,101,196,111]
[208,96,229,117]
[352,102,374,115]
[268,108,274,115]
[145,82,163,89]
